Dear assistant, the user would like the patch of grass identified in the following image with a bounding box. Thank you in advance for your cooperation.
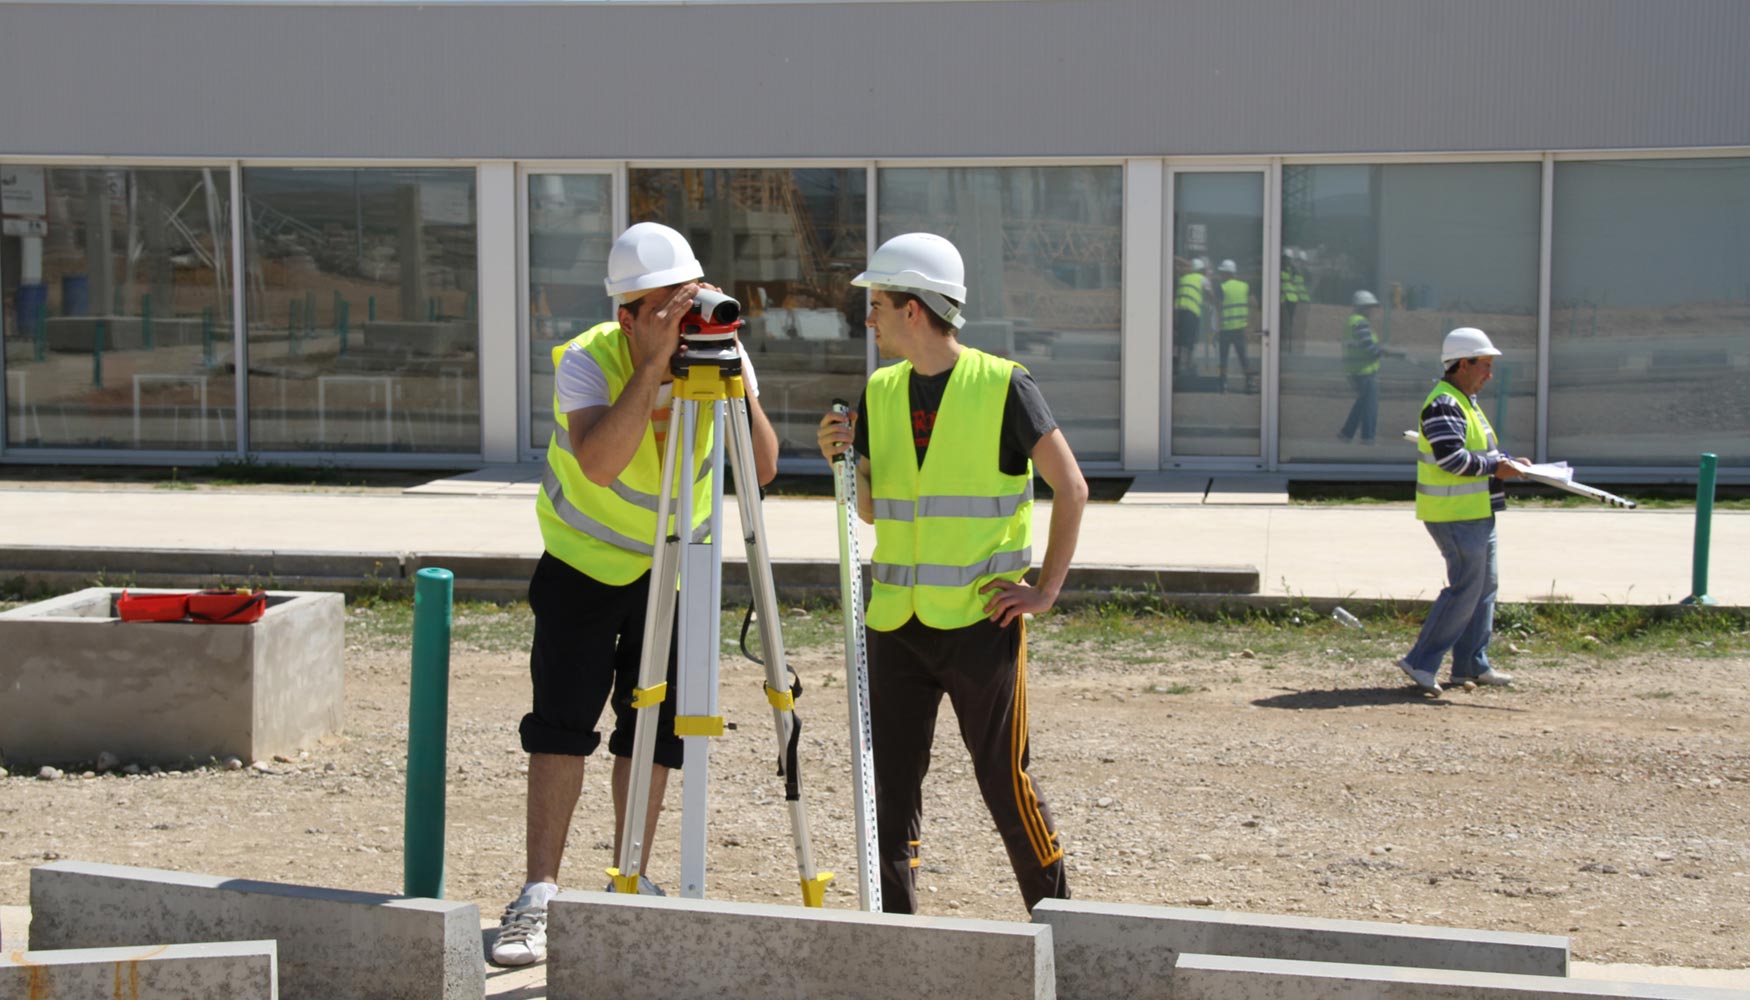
[1641,690,1678,700]
[1148,682,1203,695]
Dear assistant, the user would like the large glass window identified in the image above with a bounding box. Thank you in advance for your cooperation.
[1278,164,1540,463]
[2,165,234,450]
[528,173,615,451]
[241,167,479,453]
[878,166,1123,462]
[1170,171,1264,458]
[1551,158,1750,467]
[629,167,867,459]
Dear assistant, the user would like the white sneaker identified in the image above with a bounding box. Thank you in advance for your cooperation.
[490,903,547,967]
[1397,658,1442,696]
[1475,668,1513,686]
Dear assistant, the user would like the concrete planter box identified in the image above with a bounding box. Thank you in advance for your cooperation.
[0,588,344,766]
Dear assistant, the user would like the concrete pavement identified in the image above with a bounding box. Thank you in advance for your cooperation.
[0,476,1742,606]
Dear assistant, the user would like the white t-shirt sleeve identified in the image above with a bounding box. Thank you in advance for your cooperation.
[555,344,610,414]
[554,340,760,413]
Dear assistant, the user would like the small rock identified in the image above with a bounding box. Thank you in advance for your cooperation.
[0,766,8,779]
[1192,853,1215,863]
[272,754,294,764]
[1187,896,1215,906]
[1096,797,1115,808]
[1239,649,1257,659]
[1241,819,1260,828]
[223,757,244,771]
[250,760,273,773]
[96,751,120,772]
[787,607,811,618]
[122,764,142,776]
[1654,852,1675,862]
[37,766,63,781]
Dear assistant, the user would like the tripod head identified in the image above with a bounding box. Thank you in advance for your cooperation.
[674,288,744,379]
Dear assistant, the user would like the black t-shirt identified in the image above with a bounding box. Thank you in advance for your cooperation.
[852,362,1058,477]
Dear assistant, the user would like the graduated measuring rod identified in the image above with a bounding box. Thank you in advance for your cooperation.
[1400,430,1636,508]
[609,308,832,907]
[831,399,882,912]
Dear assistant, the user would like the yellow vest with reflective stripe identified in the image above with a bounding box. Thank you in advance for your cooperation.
[865,349,1034,631]
[1415,382,1496,523]
[536,322,714,585]
[1175,273,1204,316]
[1344,314,1382,376]
[1282,270,1303,304]
[1220,279,1249,331]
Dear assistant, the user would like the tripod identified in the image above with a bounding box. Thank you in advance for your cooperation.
[607,319,832,907]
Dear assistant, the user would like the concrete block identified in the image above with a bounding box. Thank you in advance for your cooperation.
[0,588,344,765]
[548,891,1055,1000]
[1033,899,1567,1000]
[30,861,482,1000]
[1,939,278,999]
[1173,954,1745,1000]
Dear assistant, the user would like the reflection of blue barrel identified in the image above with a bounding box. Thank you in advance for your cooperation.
[61,275,90,316]
[16,283,46,333]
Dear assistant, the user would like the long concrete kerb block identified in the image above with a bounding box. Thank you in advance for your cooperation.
[1033,899,1568,1000]
[1173,954,1745,1000]
[2,940,278,999]
[0,587,344,765]
[548,890,1056,1000]
[29,860,483,1000]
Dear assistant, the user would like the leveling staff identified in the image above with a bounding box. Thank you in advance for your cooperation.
[492,223,779,967]
[817,232,1088,914]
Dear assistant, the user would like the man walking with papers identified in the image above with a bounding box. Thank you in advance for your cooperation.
[1397,328,1526,696]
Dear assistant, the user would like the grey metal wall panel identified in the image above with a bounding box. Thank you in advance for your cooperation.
[1,0,1747,160]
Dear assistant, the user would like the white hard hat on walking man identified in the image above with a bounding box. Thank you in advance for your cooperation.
[1441,327,1502,364]
[852,232,968,329]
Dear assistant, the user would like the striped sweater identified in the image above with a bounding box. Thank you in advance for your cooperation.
[1420,382,1508,513]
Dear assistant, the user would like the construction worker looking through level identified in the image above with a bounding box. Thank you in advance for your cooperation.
[1397,327,1524,698]
[491,221,779,967]
[1215,259,1257,393]
[816,232,1088,914]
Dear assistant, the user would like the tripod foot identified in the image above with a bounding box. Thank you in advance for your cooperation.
[800,872,835,908]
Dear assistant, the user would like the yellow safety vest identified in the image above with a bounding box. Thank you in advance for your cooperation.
[1175,272,1204,316]
[1220,279,1249,331]
[536,322,714,585]
[1282,270,1302,304]
[865,348,1034,631]
[1415,382,1496,523]
[1344,314,1382,376]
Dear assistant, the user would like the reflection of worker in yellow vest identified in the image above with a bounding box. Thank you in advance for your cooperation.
[1280,247,1306,353]
[1173,256,1210,378]
[493,222,780,969]
[1338,289,1407,444]
[1396,328,1526,698]
[1214,259,1256,392]
[814,232,1089,916]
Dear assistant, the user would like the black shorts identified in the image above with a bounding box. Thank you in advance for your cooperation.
[518,552,684,769]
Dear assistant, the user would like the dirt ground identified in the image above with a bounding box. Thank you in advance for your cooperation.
[2,609,1746,970]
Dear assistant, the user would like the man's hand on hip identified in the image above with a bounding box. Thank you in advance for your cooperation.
[980,578,1055,627]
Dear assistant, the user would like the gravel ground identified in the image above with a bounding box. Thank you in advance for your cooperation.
[1,606,1746,969]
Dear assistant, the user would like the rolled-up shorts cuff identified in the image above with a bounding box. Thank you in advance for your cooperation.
[607,726,684,770]
[519,713,603,757]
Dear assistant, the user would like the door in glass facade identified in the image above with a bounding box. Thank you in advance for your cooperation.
[1169,171,1265,460]
[526,172,616,452]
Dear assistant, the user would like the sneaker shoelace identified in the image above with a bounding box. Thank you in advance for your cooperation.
[497,906,545,945]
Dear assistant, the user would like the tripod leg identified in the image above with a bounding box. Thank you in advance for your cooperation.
[675,401,726,898]
[725,396,832,907]
[609,400,686,894]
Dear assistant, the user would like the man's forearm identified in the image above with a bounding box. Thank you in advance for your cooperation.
[1032,495,1084,600]
[574,365,664,486]
[744,391,780,485]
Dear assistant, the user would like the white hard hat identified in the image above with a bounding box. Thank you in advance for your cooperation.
[1217,259,1237,274]
[1442,327,1501,363]
[1352,290,1379,307]
[1295,249,1310,262]
[1190,256,1208,271]
[853,233,967,329]
[604,222,703,301]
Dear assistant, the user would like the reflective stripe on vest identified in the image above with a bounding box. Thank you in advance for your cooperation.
[865,348,1034,631]
[535,322,714,584]
[1220,279,1249,331]
[1282,270,1302,304]
[1415,382,1496,523]
[1344,314,1381,376]
[1175,273,1204,316]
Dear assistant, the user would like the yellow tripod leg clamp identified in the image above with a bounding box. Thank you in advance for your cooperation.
[630,682,667,709]
[673,715,725,737]
[799,871,834,908]
[605,867,642,895]
[764,682,795,711]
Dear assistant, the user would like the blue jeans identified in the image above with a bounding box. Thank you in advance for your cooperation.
[1403,517,1498,681]
[1339,373,1378,442]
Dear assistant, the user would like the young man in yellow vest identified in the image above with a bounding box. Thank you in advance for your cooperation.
[1215,258,1256,393]
[1398,327,1525,697]
[815,232,1089,914]
[492,222,778,966]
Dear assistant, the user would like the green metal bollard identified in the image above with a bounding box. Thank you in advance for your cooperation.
[404,566,454,898]
[1681,454,1719,606]
[142,293,154,350]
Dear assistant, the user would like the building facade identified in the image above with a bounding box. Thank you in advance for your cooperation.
[1,0,1746,479]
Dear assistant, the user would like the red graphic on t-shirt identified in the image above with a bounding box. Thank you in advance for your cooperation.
[912,408,936,449]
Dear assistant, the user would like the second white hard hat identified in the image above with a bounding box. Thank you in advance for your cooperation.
[1217,259,1237,274]
[1353,290,1379,307]
[604,222,704,301]
[1441,327,1502,363]
[853,232,968,329]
